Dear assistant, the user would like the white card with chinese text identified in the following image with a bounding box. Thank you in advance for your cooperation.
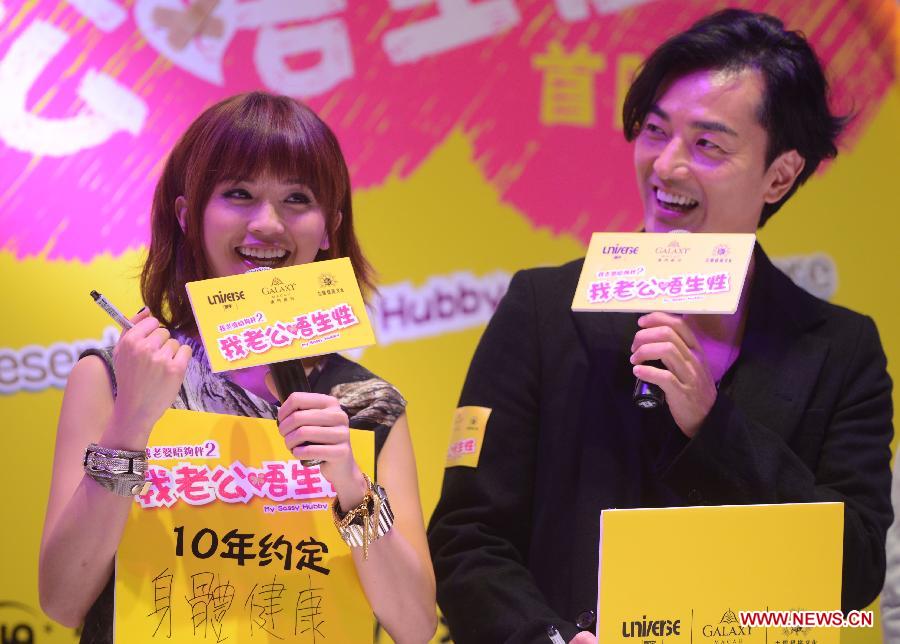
[572,232,755,314]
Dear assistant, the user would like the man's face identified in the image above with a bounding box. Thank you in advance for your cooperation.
[633,67,783,233]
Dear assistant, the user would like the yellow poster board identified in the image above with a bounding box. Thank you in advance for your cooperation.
[115,408,374,643]
[598,502,843,643]
[573,233,756,314]
[186,258,376,372]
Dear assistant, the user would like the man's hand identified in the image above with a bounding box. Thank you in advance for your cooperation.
[569,632,598,644]
[630,312,718,437]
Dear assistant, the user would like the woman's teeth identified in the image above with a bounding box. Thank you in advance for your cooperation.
[656,188,698,211]
[236,246,288,265]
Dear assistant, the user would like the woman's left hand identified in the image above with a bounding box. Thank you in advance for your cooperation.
[276,391,367,508]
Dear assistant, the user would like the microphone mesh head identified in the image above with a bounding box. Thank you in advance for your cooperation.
[246,267,272,273]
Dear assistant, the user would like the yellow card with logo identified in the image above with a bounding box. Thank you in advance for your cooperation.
[445,406,492,468]
[186,258,375,372]
[597,503,843,643]
[115,408,375,643]
[573,232,756,314]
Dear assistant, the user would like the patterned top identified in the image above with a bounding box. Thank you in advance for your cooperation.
[77,337,406,644]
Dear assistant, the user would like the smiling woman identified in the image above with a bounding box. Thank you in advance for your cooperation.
[142,93,374,332]
[38,93,437,644]
[192,174,331,277]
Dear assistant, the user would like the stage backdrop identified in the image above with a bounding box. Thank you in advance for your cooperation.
[1,0,896,642]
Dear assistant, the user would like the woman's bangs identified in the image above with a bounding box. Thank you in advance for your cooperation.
[206,109,326,201]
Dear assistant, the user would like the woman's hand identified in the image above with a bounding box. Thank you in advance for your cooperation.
[276,392,367,509]
[107,309,192,448]
[630,312,718,437]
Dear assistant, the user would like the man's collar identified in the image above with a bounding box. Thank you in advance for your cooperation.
[746,244,829,335]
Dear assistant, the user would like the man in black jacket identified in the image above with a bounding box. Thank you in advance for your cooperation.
[427,9,893,644]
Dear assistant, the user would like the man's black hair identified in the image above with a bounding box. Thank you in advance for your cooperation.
[622,9,848,225]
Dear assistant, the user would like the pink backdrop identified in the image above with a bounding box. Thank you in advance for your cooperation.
[0,0,893,259]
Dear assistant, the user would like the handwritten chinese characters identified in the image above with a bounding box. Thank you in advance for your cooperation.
[149,567,329,642]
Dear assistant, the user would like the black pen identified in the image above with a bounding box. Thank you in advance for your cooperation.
[90,290,134,330]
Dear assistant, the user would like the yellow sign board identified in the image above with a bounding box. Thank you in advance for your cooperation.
[115,408,375,643]
[597,503,843,643]
[573,232,756,314]
[186,258,376,372]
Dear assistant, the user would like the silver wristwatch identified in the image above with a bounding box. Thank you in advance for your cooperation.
[83,443,150,497]
[334,480,394,548]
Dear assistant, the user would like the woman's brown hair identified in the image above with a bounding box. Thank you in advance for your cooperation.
[140,92,374,330]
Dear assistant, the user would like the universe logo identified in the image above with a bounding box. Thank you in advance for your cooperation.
[701,609,752,643]
[602,244,639,259]
[621,614,681,641]
[207,289,245,306]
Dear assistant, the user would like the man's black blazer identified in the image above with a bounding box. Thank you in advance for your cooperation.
[428,247,893,643]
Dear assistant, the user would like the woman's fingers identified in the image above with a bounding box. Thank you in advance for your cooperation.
[278,408,348,436]
[130,306,151,325]
[290,441,353,465]
[282,425,351,450]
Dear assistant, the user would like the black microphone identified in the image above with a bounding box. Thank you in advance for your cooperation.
[632,360,665,409]
[269,359,321,467]
[269,358,312,401]
[246,267,321,466]
[633,229,688,410]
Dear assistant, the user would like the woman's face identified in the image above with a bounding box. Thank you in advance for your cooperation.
[191,174,333,278]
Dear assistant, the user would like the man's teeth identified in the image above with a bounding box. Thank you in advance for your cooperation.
[237,246,288,259]
[656,189,698,207]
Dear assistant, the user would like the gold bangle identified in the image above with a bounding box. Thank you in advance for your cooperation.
[332,473,394,559]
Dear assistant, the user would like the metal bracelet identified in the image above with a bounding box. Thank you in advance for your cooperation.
[83,443,149,497]
[331,474,394,558]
